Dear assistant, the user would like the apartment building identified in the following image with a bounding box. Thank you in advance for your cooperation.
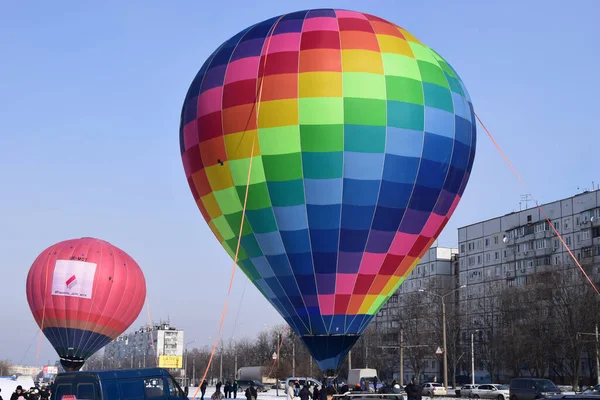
[457,188,600,380]
[104,322,184,370]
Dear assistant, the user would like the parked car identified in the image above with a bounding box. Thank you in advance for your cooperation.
[236,380,268,392]
[471,384,509,400]
[458,384,479,398]
[509,378,561,400]
[422,383,448,396]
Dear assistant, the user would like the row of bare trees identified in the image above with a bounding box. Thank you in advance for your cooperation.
[368,265,600,389]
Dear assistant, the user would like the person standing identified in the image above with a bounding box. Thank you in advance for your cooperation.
[404,379,421,400]
[287,382,296,400]
[245,382,257,400]
[10,386,28,400]
[212,382,224,400]
[299,385,310,400]
[233,381,239,399]
[224,381,230,399]
[312,386,320,400]
[201,380,208,400]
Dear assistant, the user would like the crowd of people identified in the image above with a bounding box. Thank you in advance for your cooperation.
[1,385,51,400]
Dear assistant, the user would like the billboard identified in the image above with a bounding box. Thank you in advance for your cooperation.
[158,355,182,369]
[43,366,58,375]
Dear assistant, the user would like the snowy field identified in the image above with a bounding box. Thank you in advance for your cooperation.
[187,387,460,400]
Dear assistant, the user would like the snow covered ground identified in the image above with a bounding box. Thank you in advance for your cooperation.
[187,387,460,400]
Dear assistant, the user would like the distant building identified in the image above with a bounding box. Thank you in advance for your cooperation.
[374,246,459,383]
[104,322,184,370]
[9,365,42,377]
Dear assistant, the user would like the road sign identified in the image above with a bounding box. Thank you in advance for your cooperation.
[435,346,443,355]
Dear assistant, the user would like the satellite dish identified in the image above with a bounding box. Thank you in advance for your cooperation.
[503,237,509,244]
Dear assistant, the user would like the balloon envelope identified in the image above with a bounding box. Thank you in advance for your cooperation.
[26,237,146,371]
[179,9,476,371]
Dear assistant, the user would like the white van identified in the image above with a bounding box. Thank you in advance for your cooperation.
[286,377,322,393]
[347,369,380,391]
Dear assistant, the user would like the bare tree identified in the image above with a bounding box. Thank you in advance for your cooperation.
[388,292,436,384]
[0,359,12,376]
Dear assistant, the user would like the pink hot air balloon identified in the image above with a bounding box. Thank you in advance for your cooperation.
[26,237,146,371]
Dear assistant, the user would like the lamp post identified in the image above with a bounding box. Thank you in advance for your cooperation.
[184,340,196,387]
[471,330,479,385]
[419,285,466,390]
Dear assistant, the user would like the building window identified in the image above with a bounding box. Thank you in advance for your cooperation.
[477,240,482,249]
[566,236,572,246]
[477,255,482,264]
[565,219,569,229]
[461,244,465,253]
[527,215,532,222]
[495,251,499,260]
[494,236,499,245]
[554,221,559,230]
[582,230,590,240]
[485,238,490,247]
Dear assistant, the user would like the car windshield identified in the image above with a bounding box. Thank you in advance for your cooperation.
[432,384,443,387]
[496,386,509,390]
[535,381,558,391]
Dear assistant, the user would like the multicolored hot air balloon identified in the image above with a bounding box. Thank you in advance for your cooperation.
[26,237,146,371]
[179,9,476,372]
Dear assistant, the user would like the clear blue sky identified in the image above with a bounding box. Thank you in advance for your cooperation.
[1,0,599,365]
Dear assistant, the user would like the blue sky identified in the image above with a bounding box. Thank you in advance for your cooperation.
[1,0,599,365]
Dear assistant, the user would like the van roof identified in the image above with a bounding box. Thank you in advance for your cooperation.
[56,368,170,380]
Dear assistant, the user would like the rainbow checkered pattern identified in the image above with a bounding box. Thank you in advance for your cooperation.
[180,9,476,370]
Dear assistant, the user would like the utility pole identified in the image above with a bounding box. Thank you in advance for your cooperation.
[471,330,479,385]
[292,339,296,377]
[400,330,404,386]
[576,327,600,385]
[193,358,196,387]
[348,350,352,370]
[365,335,369,368]
[276,330,280,395]
[234,354,238,380]
[220,341,223,383]
[596,324,600,385]
[442,298,448,390]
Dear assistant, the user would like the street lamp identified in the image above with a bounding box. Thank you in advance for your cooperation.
[418,285,466,390]
[471,330,479,385]
[184,340,196,387]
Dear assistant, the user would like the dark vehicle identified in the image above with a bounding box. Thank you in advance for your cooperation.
[510,378,561,400]
[51,368,188,400]
[236,380,267,393]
